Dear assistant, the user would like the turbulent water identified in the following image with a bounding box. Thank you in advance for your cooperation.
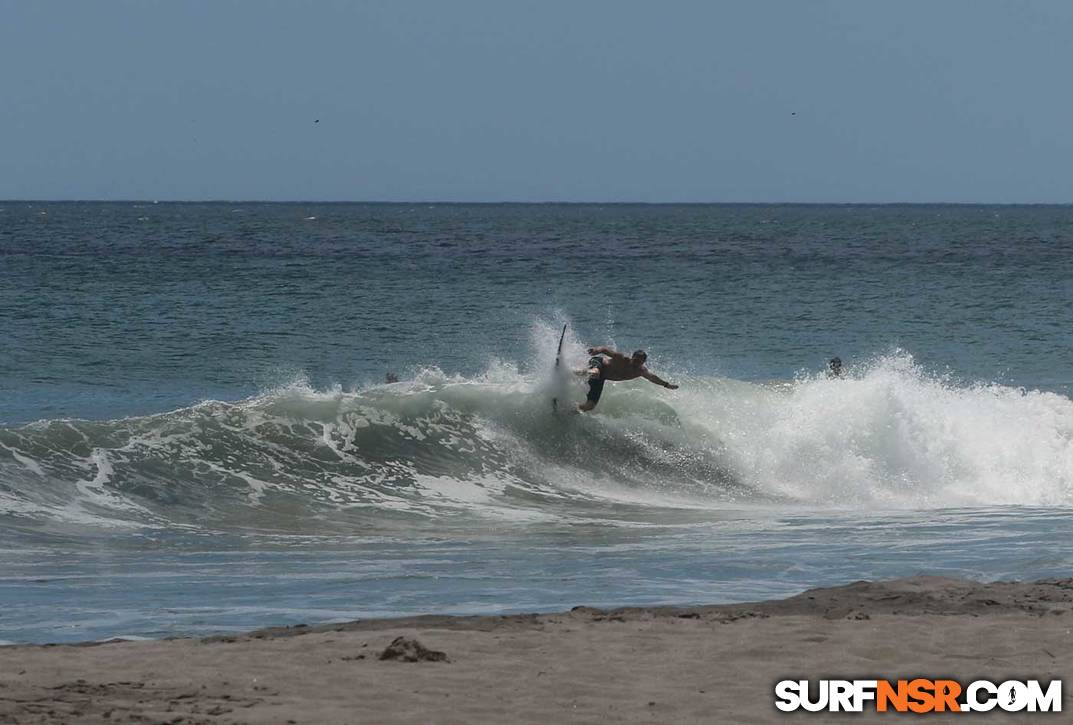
[3,203,1073,642]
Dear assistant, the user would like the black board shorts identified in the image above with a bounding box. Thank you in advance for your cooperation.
[586,356,606,404]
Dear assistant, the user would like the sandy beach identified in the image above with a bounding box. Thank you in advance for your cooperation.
[2,576,1071,723]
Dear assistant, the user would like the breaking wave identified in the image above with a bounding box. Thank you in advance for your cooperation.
[2,328,1073,533]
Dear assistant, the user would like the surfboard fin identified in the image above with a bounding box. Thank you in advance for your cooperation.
[551,323,568,413]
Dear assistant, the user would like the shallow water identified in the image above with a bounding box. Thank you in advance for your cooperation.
[2,203,1073,642]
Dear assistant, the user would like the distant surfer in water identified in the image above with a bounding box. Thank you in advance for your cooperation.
[827,357,843,379]
[577,346,678,412]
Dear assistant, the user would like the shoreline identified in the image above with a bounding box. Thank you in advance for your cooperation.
[3,576,1072,723]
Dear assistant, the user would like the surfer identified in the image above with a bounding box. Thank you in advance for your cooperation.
[577,346,678,412]
[827,357,843,379]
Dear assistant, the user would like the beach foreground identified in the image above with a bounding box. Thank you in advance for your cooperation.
[2,576,1072,724]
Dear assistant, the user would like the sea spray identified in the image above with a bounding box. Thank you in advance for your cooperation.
[690,352,1073,506]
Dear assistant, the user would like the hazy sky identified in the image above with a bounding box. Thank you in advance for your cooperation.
[3,1,1072,202]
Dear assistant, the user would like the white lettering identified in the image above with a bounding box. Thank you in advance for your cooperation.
[828,680,854,712]
[800,680,828,712]
[998,680,1028,712]
[965,680,997,712]
[853,679,877,711]
[1027,680,1062,712]
[774,680,801,712]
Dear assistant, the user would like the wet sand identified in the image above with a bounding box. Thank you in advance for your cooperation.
[2,576,1072,723]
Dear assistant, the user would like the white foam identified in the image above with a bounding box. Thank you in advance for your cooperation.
[686,352,1073,507]
[4,343,1073,534]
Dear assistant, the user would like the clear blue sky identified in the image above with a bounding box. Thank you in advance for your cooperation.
[2,1,1071,202]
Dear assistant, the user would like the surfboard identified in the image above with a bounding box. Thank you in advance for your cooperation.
[551,323,567,412]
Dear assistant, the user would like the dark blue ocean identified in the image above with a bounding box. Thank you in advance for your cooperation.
[3,202,1073,643]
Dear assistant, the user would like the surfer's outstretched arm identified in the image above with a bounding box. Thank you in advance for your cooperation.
[588,346,628,361]
[642,370,678,390]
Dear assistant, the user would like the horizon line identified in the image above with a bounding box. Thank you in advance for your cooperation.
[4,199,1073,206]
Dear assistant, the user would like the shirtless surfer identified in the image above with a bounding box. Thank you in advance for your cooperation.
[577,346,678,412]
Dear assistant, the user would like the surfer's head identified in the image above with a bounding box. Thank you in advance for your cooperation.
[828,357,843,377]
[631,350,647,365]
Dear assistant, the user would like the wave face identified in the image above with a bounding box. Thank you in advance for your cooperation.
[3,342,1073,532]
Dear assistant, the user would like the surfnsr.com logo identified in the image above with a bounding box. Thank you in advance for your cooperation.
[775,679,1062,713]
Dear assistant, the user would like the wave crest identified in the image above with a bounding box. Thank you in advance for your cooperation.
[2,352,1072,531]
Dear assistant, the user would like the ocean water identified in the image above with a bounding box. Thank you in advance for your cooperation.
[3,202,1073,643]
